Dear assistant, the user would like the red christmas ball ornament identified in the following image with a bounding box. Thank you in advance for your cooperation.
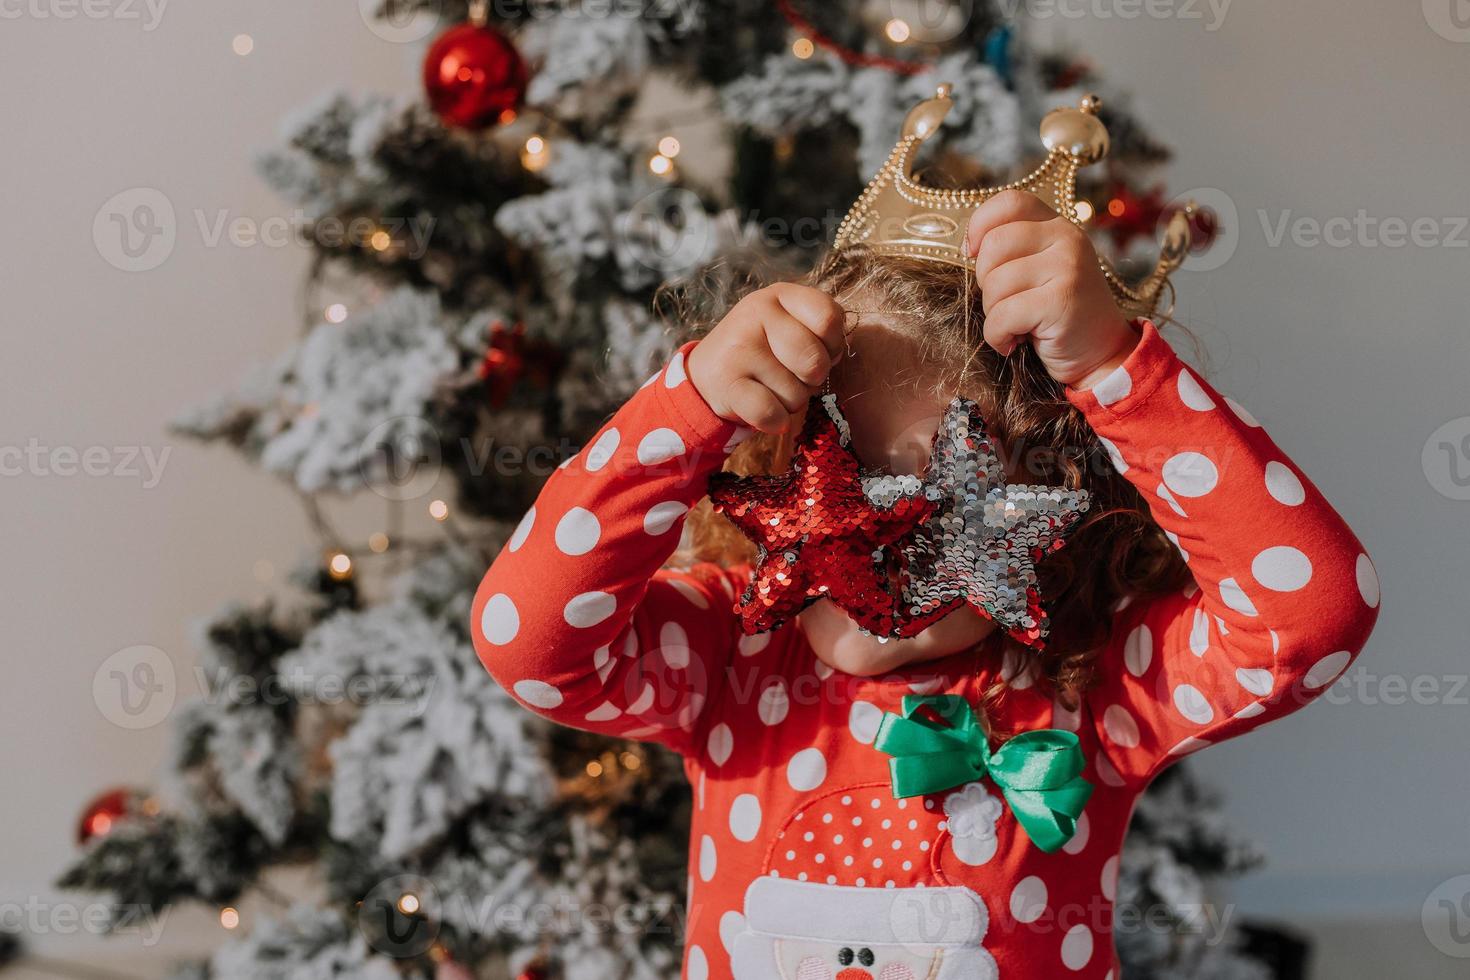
[478,322,564,408]
[1165,202,1221,252]
[514,964,547,980]
[76,788,135,844]
[423,21,528,130]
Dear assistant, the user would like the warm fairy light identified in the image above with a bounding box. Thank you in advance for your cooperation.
[1074,200,1095,223]
[325,303,348,324]
[658,136,681,158]
[368,532,390,553]
[620,751,641,771]
[428,499,449,521]
[792,37,815,59]
[370,229,392,251]
[397,893,421,915]
[232,34,254,56]
[884,19,911,43]
[586,760,604,778]
[328,552,353,580]
[1107,198,1127,218]
[648,153,674,177]
[219,907,240,929]
[90,813,113,837]
[521,134,550,172]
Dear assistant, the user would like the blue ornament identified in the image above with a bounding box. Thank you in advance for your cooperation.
[984,25,1015,88]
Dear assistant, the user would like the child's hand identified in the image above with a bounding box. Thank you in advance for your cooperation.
[688,283,847,433]
[966,189,1140,390]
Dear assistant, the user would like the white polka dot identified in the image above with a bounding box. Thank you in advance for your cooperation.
[665,350,687,388]
[1062,811,1090,855]
[1265,462,1305,506]
[1102,705,1140,748]
[1096,753,1125,788]
[1156,481,1189,518]
[637,427,686,465]
[585,702,621,723]
[1124,624,1153,677]
[585,427,620,472]
[513,679,562,709]
[848,701,883,744]
[738,632,771,657]
[707,723,734,766]
[1234,702,1267,719]
[1356,554,1380,608]
[480,593,519,645]
[1165,529,1189,562]
[1304,651,1352,690]
[787,748,828,791]
[627,683,656,715]
[1189,608,1210,656]
[507,508,535,551]
[1101,855,1119,900]
[719,911,745,954]
[1162,451,1220,497]
[1061,924,1094,970]
[1226,396,1260,427]
[554,507,601,556]
[1177,370,1215,411]
[1052,697,1081,733]
[698,836,717,881]
[758,681,790,726]
[1092,365,1132,407]
[564,591,616,628]
[1172,684,1214,725]
[1097,435,1128,474]
[1169,736,1210,756]
[668,578,710,610]
[1218,578,1259,617]
[1252,546,1312,592]
[659,621,691,668]
[1010,876,1048,923]
[724,427,754,452]
[644,501,688,535]
[1235,668,1274,696]
[729,794,762,842]
[640,370,659,389]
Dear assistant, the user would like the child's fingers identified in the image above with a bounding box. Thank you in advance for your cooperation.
[763,312,838,387]
[983,287,1048,356]
[973,221,1058,286]
[979,253,1056,316]
[726,376,797,433]
[743,345,816,413]
[770,283,847,363]
[964,189,1057,258]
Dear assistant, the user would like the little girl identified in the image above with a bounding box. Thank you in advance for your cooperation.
[472,182,1379,977]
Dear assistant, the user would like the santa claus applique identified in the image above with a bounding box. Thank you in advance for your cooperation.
[729,782,1002,980]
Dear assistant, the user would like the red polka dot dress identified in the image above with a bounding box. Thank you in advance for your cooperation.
[472,321,1380,980]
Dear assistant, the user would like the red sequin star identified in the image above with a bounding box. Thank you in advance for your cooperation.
[708,395,935,635]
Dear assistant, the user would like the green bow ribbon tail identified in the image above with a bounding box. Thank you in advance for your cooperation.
[873,694,1093,853]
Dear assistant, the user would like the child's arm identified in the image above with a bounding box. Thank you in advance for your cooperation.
[1067,320,1380,784]
[471,285,846,754]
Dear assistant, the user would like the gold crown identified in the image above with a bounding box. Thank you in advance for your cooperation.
[833,84,1195,320]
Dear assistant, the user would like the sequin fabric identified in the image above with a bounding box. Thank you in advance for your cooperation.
[708,394,934,636]
[897,397,1091,648]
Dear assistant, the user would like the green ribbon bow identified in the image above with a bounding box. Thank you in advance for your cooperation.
[873,694,1093,854]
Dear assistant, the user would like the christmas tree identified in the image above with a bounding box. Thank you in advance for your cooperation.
[54,2,1264,977]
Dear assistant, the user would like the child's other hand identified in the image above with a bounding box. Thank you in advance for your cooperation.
[966,189,1139,390]
[688,284,847,433]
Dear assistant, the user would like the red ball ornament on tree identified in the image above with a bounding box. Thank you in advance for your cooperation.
[1165,202,1221,252]
[76,788,134,844]
[423,21,528,130]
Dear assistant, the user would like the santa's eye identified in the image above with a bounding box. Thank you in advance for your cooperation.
[858,948,876,967]
[837,948,855,966]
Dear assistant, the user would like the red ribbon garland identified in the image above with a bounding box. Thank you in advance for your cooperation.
[775,0,933,76]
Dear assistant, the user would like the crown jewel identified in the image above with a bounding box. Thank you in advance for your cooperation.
[833,84,1194,319]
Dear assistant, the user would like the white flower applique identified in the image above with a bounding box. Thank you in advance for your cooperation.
[943,783,1004,866]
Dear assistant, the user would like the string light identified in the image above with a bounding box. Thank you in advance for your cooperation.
[657,136,681,158]
[324,303,348,324]
[1107,198,1127,218]
[369,229,392,251]
[368,532,390,553]
[521,134,550,172]
[648,154,674,177]
[397,893,420,915]
[219,907,241,929]
[1074,200,1095,223]
[232,34,253,56]
[792,37,815,59]
[428,499,449,521]
[884,19,911,43]
[619,751,641,771]
[327,552,353,580]
[585,760,604,778]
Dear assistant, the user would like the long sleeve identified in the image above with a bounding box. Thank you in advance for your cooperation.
[1069,321,1380,785]
[471,343,751,756]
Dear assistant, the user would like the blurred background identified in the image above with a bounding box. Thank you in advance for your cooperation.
[2,1,1467,978]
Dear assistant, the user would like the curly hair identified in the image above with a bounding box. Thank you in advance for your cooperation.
[668,247,1191,708]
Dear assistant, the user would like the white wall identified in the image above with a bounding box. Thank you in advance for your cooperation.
[2,0,1466,971]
